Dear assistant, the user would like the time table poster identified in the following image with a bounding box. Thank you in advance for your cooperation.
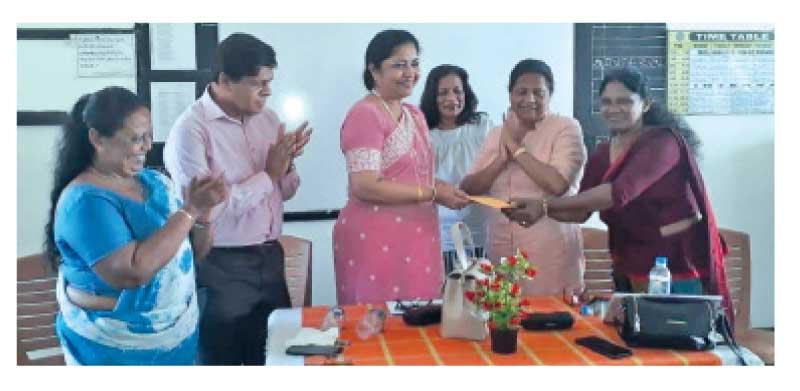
[668,31,773,115]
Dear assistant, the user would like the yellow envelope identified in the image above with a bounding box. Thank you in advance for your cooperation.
[468,196,512,209]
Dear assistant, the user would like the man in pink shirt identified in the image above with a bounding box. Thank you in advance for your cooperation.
[164,33,311,365]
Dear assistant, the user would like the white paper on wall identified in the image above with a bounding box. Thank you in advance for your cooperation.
[150,82,196,142]
[149,23,197,70]
[73,34,136,77]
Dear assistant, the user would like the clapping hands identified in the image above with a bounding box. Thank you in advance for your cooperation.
[266,121,313,181]
[185,173,229,222]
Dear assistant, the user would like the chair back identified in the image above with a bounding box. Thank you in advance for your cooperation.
[581,227,615,295]
[279,235,313,307]
[17,253,64,365]
[719,229,752,331]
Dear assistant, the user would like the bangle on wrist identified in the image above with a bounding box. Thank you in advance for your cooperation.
[513,147,527,159]
[175,208,195,224]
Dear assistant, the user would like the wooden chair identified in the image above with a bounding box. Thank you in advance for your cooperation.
[17,253,64,365]
[279,235,313,307]
[580,227,615,296]
[719,228,774,365]
[579,226,774,364]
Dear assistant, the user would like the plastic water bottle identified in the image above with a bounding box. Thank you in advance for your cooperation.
[648,256,671,294]
[356,308,386,340]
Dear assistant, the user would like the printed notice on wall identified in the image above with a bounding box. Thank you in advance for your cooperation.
[151,82,196,142]
[668,31,774,115]
[150,23,196,70]
[73,34,136,78]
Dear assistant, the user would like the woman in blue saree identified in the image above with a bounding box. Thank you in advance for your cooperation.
[44,87,228,365]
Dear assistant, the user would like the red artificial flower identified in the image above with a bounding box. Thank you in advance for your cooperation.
[510,316,522,326]
[495,302,503,310]
[476,290,486,299]
[490,282,501,292]
[480,262,493,273]
[520,298,531,307]
[520,250,529,260]
[526,267,537,278]
[483,302,493,311]
[510,283,521,297]
[495,274,504,282]
[508,256,518,267]
[464,291,476,302]
[478,278,489,287]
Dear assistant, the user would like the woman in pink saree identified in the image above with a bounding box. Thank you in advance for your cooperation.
[333,30,470,305]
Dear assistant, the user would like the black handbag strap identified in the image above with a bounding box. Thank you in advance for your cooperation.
[717,313,748,366]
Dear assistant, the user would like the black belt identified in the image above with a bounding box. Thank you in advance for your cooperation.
[215,240,279,251]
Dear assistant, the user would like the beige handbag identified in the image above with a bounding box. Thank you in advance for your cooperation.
[440,222,488,340]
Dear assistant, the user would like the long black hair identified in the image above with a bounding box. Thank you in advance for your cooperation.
[599,67,701,157]
[44,87,146,270]
[362,29,420,91]
[420,64,481,128]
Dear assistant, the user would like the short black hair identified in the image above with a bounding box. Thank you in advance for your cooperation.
[508,58,554,94]
[212,33,277,83]
[420,64,481,128]
[363,29,420,90]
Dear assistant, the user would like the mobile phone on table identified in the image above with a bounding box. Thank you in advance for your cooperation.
[285,345,343,357]
[575,336,632,359]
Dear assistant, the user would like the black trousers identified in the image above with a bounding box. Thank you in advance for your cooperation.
[196,241,291,365]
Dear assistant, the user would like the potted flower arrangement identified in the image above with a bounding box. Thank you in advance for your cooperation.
[464,249,537,354]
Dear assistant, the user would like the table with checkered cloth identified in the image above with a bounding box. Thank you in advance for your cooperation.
[265,296,762,365]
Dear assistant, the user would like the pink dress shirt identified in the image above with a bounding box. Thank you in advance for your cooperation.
[163,87,300,247]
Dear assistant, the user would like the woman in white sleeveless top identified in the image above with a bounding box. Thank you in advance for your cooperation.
[420,64,492,274]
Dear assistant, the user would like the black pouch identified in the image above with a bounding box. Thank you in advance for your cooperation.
[402,304,442,326]
[618,296,716,350]
[522,311,574,330]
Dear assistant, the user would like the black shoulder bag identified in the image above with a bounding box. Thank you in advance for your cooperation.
[617,295,748,365]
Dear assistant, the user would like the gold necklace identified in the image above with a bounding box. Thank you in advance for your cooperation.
[371,90,402,124]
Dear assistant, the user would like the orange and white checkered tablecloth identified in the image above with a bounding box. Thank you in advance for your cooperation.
[269,296,725,366]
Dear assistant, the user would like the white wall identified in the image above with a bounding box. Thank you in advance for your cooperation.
[17,126,60,256]
[690,115,774,327]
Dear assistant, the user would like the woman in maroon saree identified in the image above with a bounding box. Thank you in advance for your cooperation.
[502,67,734,323]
